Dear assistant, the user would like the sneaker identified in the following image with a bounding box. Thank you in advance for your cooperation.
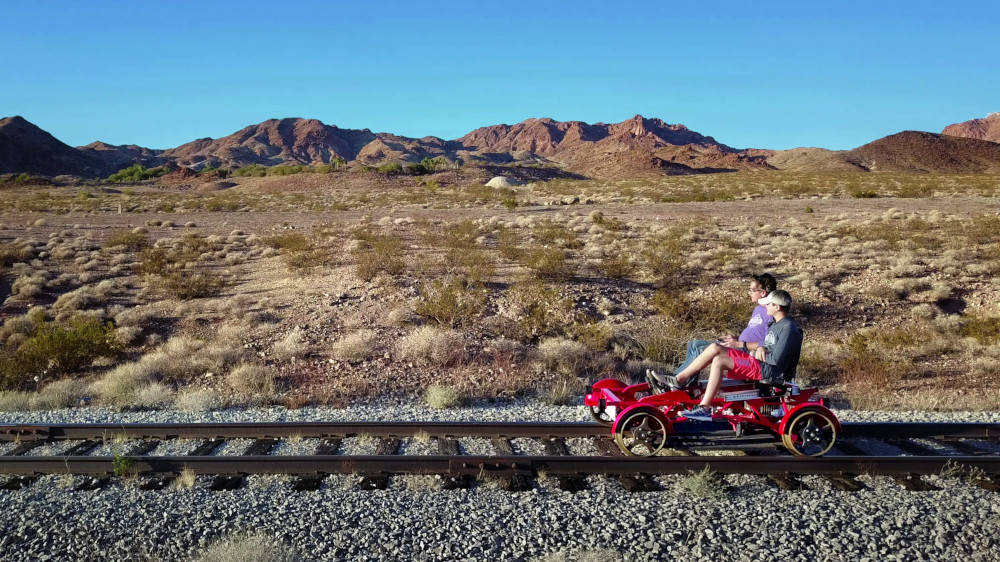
[680,405,714,421]
[645,370,668,394]
[660,373,699,391]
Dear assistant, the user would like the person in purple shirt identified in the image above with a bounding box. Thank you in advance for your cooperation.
[659,274,777,388]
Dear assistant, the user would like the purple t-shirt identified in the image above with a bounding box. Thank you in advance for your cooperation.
[738,305,772,346]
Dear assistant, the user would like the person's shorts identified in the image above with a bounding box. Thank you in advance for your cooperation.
[726,348,762,381]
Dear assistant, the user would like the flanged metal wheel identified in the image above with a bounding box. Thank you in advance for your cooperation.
[781,409,838,457]
[589,405,614,426]
[614,408,669,457]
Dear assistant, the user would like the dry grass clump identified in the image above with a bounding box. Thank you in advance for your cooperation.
[352,228,405,281]
[174,389,222,412]
[271,327,307,361]
[227,362,277,403]
[330,329,378,362]
[134,382,174,408]
[676,465,727,498]
[396,326,465,366]
[536,337,589,375]
[414,278,487,327]
[497,281,574,342]
[190,533,302,562]
[423,383,462,409]
[30,378,88,410]
[0,390,32,412]
[170,467,198,491]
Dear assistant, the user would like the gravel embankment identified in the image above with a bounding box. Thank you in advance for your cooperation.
[1,402,999,561]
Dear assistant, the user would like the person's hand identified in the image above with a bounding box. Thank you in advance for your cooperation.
[753,347,766,361]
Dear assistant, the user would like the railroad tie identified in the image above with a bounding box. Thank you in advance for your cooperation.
[209,439,278,491]
[358,438,400,490]
[892,473,940,491]
[292,438,342,492]
[0,440,45,489]
[437,438,471,490]
[592,438,658,492]
[489,438,531,491]
[767,474,807,491]
[543,438,587,492]
[825,474,866,491]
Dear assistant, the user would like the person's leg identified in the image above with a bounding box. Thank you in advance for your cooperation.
[672,340,712,375]
[675,343,726,381]
[698,355,735,407]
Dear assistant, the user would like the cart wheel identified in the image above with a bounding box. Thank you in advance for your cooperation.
[589,405,614,426]
[614,409,669,457]
[781,409,838,457]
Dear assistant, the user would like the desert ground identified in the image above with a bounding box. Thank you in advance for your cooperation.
[2,168,1000,413]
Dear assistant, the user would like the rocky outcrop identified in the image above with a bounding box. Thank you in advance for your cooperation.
[0,116,112,177]
[942,113,1000,144]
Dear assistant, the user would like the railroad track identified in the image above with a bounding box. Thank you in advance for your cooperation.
[1,421,999,492]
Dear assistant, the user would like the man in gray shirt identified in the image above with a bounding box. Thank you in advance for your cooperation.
[662,290,803,421]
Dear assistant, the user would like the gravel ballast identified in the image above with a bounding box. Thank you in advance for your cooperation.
[1,402,999,561]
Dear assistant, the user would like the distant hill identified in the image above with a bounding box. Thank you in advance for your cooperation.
[0,116,111,177]
[942,113,1000,144]
[843,130,1000,173]
[4,114,1000,179]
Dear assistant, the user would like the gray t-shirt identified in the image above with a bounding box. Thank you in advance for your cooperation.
[759,317,803,383]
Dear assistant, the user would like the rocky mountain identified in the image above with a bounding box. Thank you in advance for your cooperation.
[842,131,1000,173]
[6,114,1000,179]
[0,116,112,177]
[78,141,165,170]
[942,113,1000,144]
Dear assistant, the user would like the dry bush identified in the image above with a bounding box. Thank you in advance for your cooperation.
[331,329,378,362]
[423,384,462,409]
[352,229,405,281]
[499,281,574,342]
[0,242,33,266]
[536,337,589,375]
[190,533,302,562]
[89,362,148,407]
[521,247,573,281]
[103,229,148,252]
[271,328,307,361]
[134,382,174,409]
[625,317,695,365]
[30,378,88,410]
[396,326,465,366]
[0,390,32,412]
[227,362,277,402]
[174,389,222,412]
[170,467,198,491]
[414,278,487,327]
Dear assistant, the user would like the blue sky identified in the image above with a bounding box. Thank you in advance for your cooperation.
[2,0,997,150]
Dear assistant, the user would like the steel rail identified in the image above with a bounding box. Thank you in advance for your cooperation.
[1,454,999,476]
[2,421,999,442]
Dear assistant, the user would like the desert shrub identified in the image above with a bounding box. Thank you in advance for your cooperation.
[331,329,377,362]
[640,226,691,285]
[414,278,487,327]
[104,229,148,251]
[376,162,403,175]
[677,466,726,498]
[174,389,222,412]
[522,247,573,281]
[496,226,522,261]
[191,533,303,562]
[0,391,32,412]
[596,253,635,279]
[396,326,465,366]
[0,315,120,390]
[89,362,147,407]
[262,233,312,252]
[353,230,405,281]
[162,270,229,300]
[536,337,589,375]
[30,378,88,410]
[0,242,32,266]
[532,220,583,249]
[568,320,614,352]
[625,317,694,365]
[134,382,174,408]
[233,163,268,177]
[541,374,585,406]
[501,281,574,342]
[650,289,751,335]
[135,247,170,276]
[228,362,277,401]
[424,384,461,409]
[105,164,168,183]
[959,313,1000,345]
[837,333,895,397]
[272,328,307,361]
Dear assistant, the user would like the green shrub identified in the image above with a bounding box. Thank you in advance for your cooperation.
[135,247,170,276]
[0,315,121,390]
[597,253,635,279]
[677,466,726,498]
[353,231,405,281]
[104,229,149,251]
[522,247,573,281]
[0,242,32,266]
[503,281,574,342]
[376,162,403,175]
[414,279,487,327]
[163,270,229,300]
[959,313,1000,344]
[424,384,461,409]
[267,164,305,176]
[105,164,168,183]
[233,164,268,177]
[851,189,879,199]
